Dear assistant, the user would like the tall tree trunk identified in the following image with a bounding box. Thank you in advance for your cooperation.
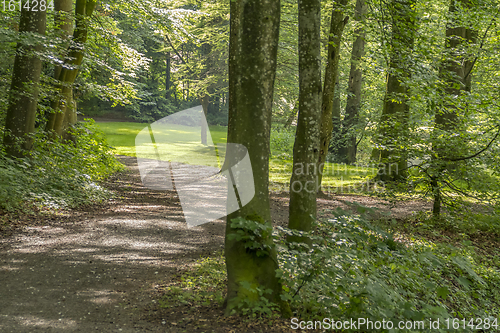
[434,0,473,133]
[339,0,366,165]
[284,99,299,129]
[46,0,96,138]
[165,51,171,99]
[317,1,349,188]
[210,93,220,114]
[329,75,342,158]
[3,8,46,157]
[375,0,417,182]
[463,27,476,93]
[287,0,322,244]
[200,94,209,145]
[53,0,73,80]
[172,82,179,106]
[224,0,289,316]
[431,0,475,216]
[53,0,76,142]
[62,89,77,142]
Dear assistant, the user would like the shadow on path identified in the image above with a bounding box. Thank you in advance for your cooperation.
[0,156,225,332]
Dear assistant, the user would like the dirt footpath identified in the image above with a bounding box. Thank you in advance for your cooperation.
[0,156,226,332]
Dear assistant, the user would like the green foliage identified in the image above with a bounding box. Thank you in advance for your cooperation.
[132,99,197,123]
[75,0,230,123]
[395,208,500,242]
[0,120,123,212]
[159,254,226,308]
[228,217,274,257]
[370,0,500,214]
[276,211,500,332]
[157,211,500,328]
[270,126,295,160]
[229,281,279,318]
[159,252,280,319]
[206,107,228,126]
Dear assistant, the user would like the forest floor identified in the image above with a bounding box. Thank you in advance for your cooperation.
[0,156,431,333]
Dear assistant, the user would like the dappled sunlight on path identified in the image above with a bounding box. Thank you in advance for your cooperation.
[0,156,225,332]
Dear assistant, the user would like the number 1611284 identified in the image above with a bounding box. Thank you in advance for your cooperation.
[2,0,54,11]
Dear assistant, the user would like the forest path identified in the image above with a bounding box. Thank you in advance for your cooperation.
[0,156,429,332]
[0,156,226,332]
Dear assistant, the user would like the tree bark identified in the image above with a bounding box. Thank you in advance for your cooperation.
[200,94,209,145]
[3,7,46,157]
[54,0,75,142]
[329,75,341,158]
[374,0,417,182]
[431,0,476,216]
[165,51,171,99]
[62,89,77,142]
[317,1,349,188]
[223,0,289,316]
[46,0,96,138]
[284,99,299,129]
[53,0,74,80]
[339,0,366,165]
[287,0,322,243]
[434,0,474,134]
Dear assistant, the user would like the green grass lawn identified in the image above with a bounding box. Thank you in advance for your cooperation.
[96,122,228,157]
[96,121,376,191]
[269,158,377,192]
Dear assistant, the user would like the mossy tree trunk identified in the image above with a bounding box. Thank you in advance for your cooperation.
[374,0,417,182]
[339,0,366,165]
[53,0,75,142]
[287,0,322,243]
[329,75,342,160]
[53,0,74,82]
[434,0,475,133]
[165,52,171,99]
[317,0,349,188]
[224,0,290,317]
[431,0,476,216]
[3,8,46,157]
[46,0,96,139]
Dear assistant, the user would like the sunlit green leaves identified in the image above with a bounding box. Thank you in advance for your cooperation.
[275,211,500,329]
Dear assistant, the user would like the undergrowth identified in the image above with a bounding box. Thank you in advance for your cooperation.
[159,254,226,309]
[276,211,500,332]
[159,211,500,332]
[0,119,123,212]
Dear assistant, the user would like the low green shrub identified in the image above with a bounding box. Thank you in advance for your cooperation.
[155,210,500,331]
[159,254,226,309]
[276,212,500,332]
[0,119,123,212]
[270,126,295,160]
[432,211,500,239]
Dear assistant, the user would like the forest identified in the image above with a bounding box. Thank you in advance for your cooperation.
[0,0,499,331]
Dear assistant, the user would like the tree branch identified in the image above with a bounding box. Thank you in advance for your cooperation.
[444,124,500,162]
[463,6,500,81]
